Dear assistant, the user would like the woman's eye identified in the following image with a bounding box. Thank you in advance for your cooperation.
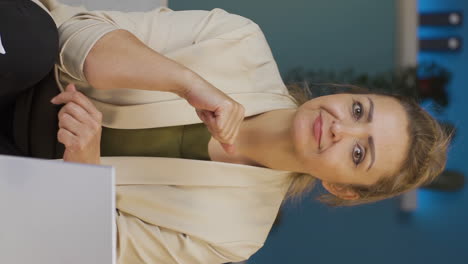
[352,101,363,120]
[352,145,364,165]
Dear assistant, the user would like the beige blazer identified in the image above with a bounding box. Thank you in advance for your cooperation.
[35,1,297,263]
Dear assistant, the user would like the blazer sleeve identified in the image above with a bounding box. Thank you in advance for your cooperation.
[57,7,256,82]
[117,211,261,264]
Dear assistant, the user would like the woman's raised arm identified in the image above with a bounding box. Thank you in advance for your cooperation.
[57,8,254,152]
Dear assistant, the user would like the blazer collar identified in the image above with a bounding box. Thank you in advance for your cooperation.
[101,156,293,187]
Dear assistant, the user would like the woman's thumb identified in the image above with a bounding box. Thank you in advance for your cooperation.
[65,83,77,92]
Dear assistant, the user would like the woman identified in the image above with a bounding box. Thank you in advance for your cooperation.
[6,1,449,263]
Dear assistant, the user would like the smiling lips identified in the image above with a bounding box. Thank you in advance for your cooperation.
[313,112,322,148]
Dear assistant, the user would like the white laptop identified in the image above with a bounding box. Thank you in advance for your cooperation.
[0,155,116,264]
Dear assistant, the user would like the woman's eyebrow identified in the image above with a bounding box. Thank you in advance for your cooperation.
[367,136,375,171]
[367,97,374,122]
[366,97,375,171]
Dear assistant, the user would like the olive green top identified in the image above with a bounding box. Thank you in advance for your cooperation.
[101,123,211,160]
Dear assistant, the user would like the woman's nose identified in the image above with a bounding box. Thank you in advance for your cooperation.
[330,121,369,142]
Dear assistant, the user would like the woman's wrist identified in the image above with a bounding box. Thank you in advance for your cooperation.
[172,68,204,98]
[168,65,197,98]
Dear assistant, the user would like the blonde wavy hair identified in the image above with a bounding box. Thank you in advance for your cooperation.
[285,83,451,206]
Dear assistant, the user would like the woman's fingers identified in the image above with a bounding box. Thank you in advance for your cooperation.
[58,112,81,136]
[52,84,103,159]
[57,110,97,149]
[58,102,96,128]
[223,111,242,144]
[199,100,244,154]
[51,84,102,122]
[57,128,78,151]
[55,88,101,137]
[216,100,244,142]
[182,78,245,154]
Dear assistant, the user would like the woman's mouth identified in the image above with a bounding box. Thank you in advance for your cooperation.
[313,112,322,148]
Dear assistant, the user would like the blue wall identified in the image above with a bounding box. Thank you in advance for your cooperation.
[170,1,467,263]
[170,0,395,75]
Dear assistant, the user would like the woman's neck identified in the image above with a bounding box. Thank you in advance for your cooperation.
[208,109,306,172]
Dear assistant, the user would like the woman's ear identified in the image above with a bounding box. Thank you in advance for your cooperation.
[321,181,360,200]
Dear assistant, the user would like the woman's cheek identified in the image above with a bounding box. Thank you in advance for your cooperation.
[315,149,347,182]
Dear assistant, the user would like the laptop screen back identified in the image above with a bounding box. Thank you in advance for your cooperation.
[0,155,115,264]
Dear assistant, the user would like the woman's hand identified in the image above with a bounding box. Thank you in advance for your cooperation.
[181,76,245,154]
[51,84,102,164]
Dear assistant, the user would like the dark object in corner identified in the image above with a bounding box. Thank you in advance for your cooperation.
[419,37,462,52]
[419,11,463,26]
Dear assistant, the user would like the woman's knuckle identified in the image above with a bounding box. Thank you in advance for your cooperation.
[64,113,73,122]
[91,122,100,132]
[96,111,103,122]
[57,129,64,141]
[58,108,65,117]
[72,92,83,102]
[57,130,71,146]
[67,102,78,112]
[59,112,67,121]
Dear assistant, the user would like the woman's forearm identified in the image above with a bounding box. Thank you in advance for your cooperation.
[83,29,194,97]
[82,29,245,151]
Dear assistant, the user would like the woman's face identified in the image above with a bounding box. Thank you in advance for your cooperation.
[292,94,409,186]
